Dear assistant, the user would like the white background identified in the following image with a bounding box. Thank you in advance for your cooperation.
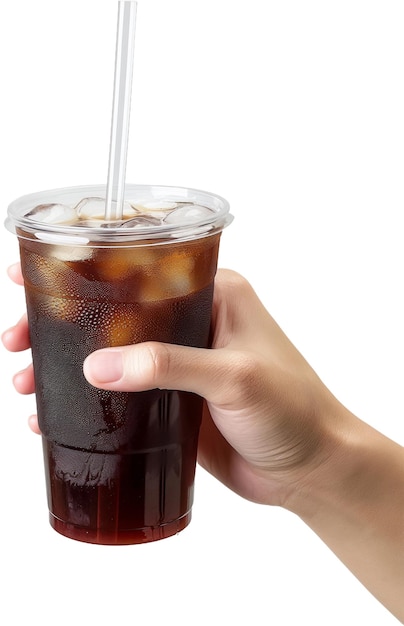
[1,1,403,624]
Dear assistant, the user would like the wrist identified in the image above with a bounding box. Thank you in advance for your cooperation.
[281,402,363,517]
[280,403,404,621]
[283,404,403,522]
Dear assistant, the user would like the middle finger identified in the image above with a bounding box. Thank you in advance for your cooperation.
[13,363,35,395]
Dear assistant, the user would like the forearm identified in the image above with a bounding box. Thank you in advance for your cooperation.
[285,407,404,622]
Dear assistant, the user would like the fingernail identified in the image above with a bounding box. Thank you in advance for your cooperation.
[13,368,26,383]
[84,350,123,383]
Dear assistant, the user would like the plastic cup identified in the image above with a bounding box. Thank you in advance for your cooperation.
[5,184,232,545]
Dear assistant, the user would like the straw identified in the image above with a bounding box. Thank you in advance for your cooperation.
[105,1,138,221]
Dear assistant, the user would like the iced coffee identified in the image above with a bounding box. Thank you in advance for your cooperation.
[6,184,232,544]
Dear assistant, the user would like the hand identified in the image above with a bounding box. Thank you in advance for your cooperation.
[82,268,342,507]
[3,264,339,505]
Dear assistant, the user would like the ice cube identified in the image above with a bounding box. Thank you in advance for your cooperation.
[41,294,79,322]
[130,200,177,221]
[140,252,195,301]
[93,246,163,281]
[164,204,214,225]
[76,197,136,221]
[119,215,162,228]
[26,203,77,224]
[50,245,93,262]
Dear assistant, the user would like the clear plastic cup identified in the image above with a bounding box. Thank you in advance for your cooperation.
[6,184,232,544]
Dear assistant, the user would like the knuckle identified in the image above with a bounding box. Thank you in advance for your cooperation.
[143,342,171,387]
[230,352,265,400]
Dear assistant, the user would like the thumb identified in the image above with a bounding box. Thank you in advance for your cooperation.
[83,341,237,403]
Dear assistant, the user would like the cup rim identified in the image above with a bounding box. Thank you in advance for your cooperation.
[5,183,233,246]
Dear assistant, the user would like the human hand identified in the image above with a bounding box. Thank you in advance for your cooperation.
[80,268,344,507]
[82,268,404,620]
[2,264,344,505]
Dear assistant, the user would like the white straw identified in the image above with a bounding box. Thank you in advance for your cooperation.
[105,1,137,220]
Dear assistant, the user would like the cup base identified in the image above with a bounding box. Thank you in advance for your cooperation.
[49,510,192,545]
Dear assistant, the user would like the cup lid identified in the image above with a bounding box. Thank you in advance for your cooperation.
[5,184,233,246]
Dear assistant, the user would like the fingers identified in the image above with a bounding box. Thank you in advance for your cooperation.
[83,341,240,404]
[7,263,24,285]
[1,314,30,352]
[13,363,35,394]
[2,265,29,351]
[28,414,41,435]
[3,263,36,431]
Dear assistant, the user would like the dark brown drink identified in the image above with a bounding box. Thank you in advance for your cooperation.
[7,185,232,544]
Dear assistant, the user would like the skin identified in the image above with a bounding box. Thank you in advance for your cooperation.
[2,264,404,622]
